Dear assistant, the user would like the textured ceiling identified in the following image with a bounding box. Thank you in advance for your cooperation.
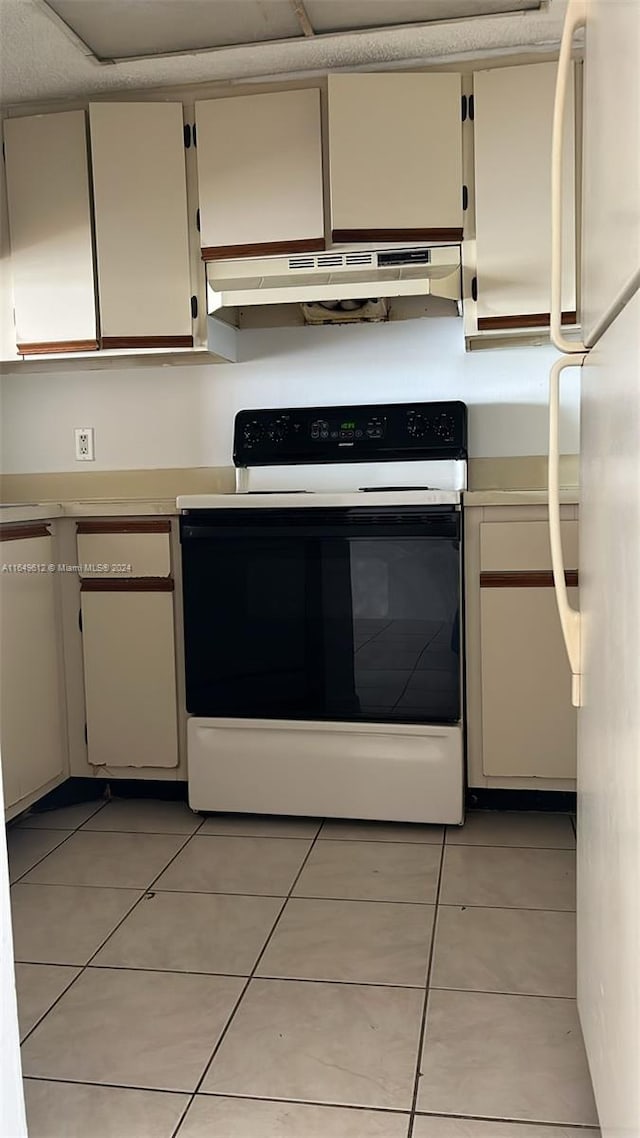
[0,0,570,108]
[44,0,542,60]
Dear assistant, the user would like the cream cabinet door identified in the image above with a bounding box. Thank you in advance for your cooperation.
[328,73,463,241]
[80,589,178,768]
[480,586,578,778]
[195,89,325,259]
[0,529,67,812]
[89,103,192,347]
[3,111,97,354]
[473,61,577,329]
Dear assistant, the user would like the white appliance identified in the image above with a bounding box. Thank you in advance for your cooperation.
[548,2,640,1133]
[206,244,461,316]
[178,399,467,824]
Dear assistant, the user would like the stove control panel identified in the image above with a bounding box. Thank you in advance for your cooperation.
[234,401,467,467]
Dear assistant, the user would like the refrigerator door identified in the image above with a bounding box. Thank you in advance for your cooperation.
[581,0,640,346]
[578,288,640,1137]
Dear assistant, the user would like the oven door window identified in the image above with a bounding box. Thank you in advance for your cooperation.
[181,508,461,724]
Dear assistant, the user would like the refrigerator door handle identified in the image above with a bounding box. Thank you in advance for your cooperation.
[549,353,586,707]
[551,0,587,354]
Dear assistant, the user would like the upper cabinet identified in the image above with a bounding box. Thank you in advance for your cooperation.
[3,111,97,354]
[89,103,192,348]
[327,73,463,242]
[473,61,577,330]
[195,89,325,260]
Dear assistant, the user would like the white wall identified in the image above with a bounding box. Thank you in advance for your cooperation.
[0,318,580,473]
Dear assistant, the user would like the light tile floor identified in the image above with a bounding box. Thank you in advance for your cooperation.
[7,800,600,1138]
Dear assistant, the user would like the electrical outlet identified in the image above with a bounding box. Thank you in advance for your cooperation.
[74,427,95,462]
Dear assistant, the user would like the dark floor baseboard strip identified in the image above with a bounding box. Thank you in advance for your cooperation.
[24,776,189,815]
[466,787,577,812]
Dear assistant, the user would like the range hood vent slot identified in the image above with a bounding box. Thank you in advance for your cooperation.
[345,252,375,266]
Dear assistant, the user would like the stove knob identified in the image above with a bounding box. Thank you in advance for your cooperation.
[407,413,429,439]
[242,421,264,447]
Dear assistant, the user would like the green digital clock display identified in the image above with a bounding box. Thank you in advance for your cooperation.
[341,421,356,430]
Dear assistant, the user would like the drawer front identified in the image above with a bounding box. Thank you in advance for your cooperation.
[480,520,578,572]
[76,522,171,578]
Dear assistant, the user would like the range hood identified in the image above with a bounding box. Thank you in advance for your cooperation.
[206,244,461,325]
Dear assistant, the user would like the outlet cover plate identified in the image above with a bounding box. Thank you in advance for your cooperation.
[75,427,95,461]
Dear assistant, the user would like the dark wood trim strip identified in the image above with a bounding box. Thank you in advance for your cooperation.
[477,311,577,331]
[101,336,193,350]
[19,340,99,355]
[81,576,174,592]
[76,521,171,535]
[202,237,325,262]
[481,569,579,588]
[0,522,51,542]
[332,228,464,243]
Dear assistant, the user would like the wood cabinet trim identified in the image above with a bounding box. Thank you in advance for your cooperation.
[0,523,51,542]
[202,237,325,262]
[18,340,99,355]
[76,521,171,535]
[477,311,577,331]
[332,227,463,243]
[101,336,193,350]
[81,577,174,592]
[480,570,579,588]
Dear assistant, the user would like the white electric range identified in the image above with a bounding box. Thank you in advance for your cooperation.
[178,399,467,824]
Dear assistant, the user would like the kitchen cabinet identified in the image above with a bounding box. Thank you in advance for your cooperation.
[465,505,579,788]
[77,522,179,769]
[327,73,463,242]
[3,111,97,354]
[1,523,67,818]
[89,102,192,348]
[473,61,577,330]
[195,88,325,260]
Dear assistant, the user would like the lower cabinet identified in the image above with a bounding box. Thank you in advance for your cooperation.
[1,524,67,816]
[80,588,178,769]
[77,522,179,770]
[479,583,578,779]
[465,506,579,788]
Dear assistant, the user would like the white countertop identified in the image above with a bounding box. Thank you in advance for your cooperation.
[463,488,579,506]
[0,499,178,525]
[0,488,582,525]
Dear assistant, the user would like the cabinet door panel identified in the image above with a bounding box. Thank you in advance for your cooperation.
[89,103,192,344]
[3,111,97,353]
[480,520,578,572]
[77,531,170,579]
[474,62,576,327]
[480,586,578,778]
[0,534,66,809]
[195,89,324,258]
[80,591,178,768]
[328,73,463,239]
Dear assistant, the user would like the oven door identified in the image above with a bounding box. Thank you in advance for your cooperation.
[180,505,461,725]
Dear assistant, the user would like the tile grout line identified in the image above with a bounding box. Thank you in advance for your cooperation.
[407,825,447,1138]
[17,820,208,1049]
[9,879,577,912]
[415,1108,599,1130]
[14,958,580,1000]
[20,1076,601,1131]
[169,818,326,1138]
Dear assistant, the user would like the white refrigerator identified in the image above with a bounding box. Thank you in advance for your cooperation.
[548,1,640,1135]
